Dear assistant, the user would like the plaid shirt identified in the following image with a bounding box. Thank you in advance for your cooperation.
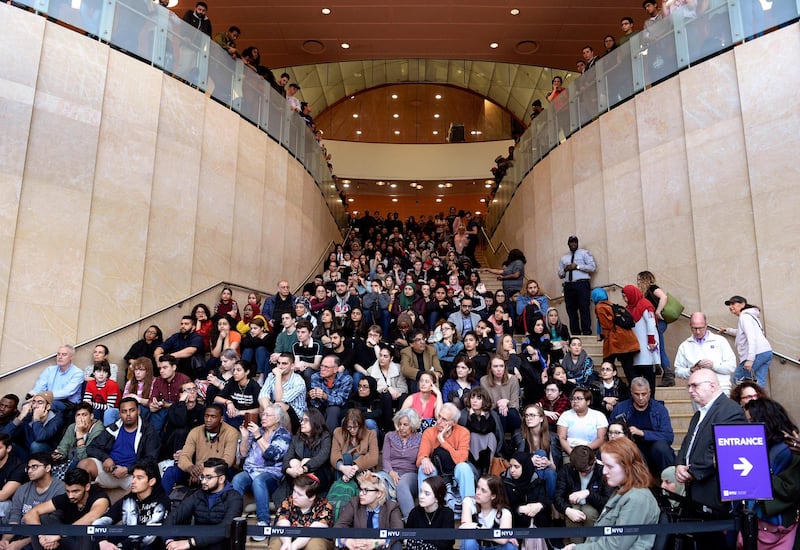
[310,372,353,407]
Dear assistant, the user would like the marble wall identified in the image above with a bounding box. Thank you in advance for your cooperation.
[0,5,340,387]
[492,23,800,410]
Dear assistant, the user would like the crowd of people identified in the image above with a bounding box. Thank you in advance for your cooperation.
[0,207,791,550]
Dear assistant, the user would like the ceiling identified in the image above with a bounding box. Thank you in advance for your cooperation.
[205,0,644,73]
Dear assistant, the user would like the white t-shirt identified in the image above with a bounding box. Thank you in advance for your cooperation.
[557,408,608,447]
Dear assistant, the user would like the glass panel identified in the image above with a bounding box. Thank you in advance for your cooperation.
[165,10,207,87]
[108,0,159,62]
[574,66,600,128]
[641,17,679,86]
[238,68,264,125]
[684,1,733,64]
[741,0,799,38]
[266,87,285,141]
[207,44,236,105]
[596,42,635,109]
[46,0,104,37]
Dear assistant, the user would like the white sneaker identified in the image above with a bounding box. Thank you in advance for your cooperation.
[251,520,268,542]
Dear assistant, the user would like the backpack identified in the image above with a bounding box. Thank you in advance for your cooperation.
[326,478,359,522]
[611,303,635,329]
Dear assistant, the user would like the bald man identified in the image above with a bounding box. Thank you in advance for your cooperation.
[674,312,736,400]
[676,368,744,530]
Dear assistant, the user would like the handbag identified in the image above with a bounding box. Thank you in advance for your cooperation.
[523,519,547,550]
[736,519,798,550]
[661,293,685,324]
[490,457,510,476]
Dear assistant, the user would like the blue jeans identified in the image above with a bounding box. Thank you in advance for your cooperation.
[460,541,517,550]
[161,465,188,494]
[365,309,390,336]
[418,462,476,501]
[734,350,773,387]
[656,319,671,371]
[532,450,557,501]
[242,347,269,375]
[232,471,280,523]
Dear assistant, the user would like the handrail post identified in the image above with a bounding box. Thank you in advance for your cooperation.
[230,516,248,550]
[739,508,757,550]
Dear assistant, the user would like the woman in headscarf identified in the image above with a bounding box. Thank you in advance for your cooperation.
[591,288,640,384]
[392,282,426,318]
[502,451,551,529]
[621,285,660,394]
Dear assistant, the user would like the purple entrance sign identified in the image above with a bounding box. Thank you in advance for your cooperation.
[714,423,772,501]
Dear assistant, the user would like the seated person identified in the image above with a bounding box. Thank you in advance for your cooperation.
[459,475,516,550]
[458,387,503,475]
[161,404,239,494]
[2,392,64,459]
[400,330,443,392]
[160,379,205,461]
[213,359,260,428]
[557,388,608,456]
[554,445,613,544]
[273,409,333,506]
[232,403,291,531]
[82,345,119,385]
[204,349,237,406]
[417,403,476,502]
[401,372,443,430]
[367,345,407,431]
[480,356,521,443]
[165,458,243,550]
[94,460,170,550]
[24,468,110,550]
[1,452,65,550]
[79,397,160,490]
[82,360,121,424]
[331,409,379,483]
[610,377,675,478]
[0,433,26,523]
[114,357,155,424]
[502,452,551,529]
[334,471,403,550]
[27,346,84,413]
[404,476,455,550]
[345,377,383,434]
[442,356,479,409]
[268,474,333,550]
[561,337,595,387]
[589,362,630,418]
[259,352,307,432]
[51,403,105,478]
[309,355,352,434]
[0,395,19,432]
[148,355,191,435]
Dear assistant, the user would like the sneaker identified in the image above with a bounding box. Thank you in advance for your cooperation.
[251,520,268,542]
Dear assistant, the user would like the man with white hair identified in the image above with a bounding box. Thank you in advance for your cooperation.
[416,403,475,501]
[674,312,736,402]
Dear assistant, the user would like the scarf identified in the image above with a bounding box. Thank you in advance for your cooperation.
[399,283,417,310]
[622,285,653,322]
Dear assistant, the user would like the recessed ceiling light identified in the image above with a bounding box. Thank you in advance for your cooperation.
[445,183,453,188]
[343,183,350,188]
[391,198,398,202]
[342,179,351,184]
[410,182,417,187]
[475,131,482,135]
[493,198,498,202]
[352,114,359,118]
[355,130,362,135]
[475,211,481,215]
[510,8,519,15]
[321,7,331,14]
[470,131,477,135]
[391,94,398,99]
[435,198,442,203]
[352,210,359,215]
[435,94,442,99]
[376,181,385,186]
[416,185,423,190]
[390,183,397,188]
[434,114,440,119]
[490,42,499,49]
[485,183,492,188]
[341,43,350,49]
[350,95,355,99]
[394,130,400,135]
[393,114,399,118]
[480,198,486,203]
[432,131,439,135]
[485,179,493,184]
[348,198,354,202]
[438,184,444,188]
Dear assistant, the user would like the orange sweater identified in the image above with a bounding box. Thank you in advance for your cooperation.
[416,423,470,466]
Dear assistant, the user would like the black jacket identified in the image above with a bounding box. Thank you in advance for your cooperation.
[86,419,160,474]
[554,462,613,514]
[166,483,243,550]
[182,10,211,36]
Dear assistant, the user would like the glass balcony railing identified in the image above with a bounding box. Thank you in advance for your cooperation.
[13,0,347,227]
[485,0,799,233]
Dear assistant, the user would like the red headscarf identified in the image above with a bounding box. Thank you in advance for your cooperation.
[622,285,654,323]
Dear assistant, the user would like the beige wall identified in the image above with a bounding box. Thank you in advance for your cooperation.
[492,24,800,409]
[0,5,340,385]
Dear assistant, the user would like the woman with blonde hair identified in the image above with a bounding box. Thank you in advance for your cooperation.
[562,437,660,550]
[334,471,403,550]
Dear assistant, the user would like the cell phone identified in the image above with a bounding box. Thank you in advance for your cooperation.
[244,412,257,426]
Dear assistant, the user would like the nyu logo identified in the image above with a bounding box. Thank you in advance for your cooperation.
[604,527,624,535]
[381,531,401,537]
[86,527,107,535]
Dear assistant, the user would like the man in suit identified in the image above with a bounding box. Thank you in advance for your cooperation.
[399,330,443,393]
[447,296,481,339]
[676,367,745,546]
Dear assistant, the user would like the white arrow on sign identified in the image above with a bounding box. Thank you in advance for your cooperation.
[733,457,753,476]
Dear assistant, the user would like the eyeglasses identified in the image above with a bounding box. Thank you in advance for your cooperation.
[690,326,707,332]
[687,381,713,390]
[524,413,542,418]
[571,397,586,401]
[608,430,625,436]
[182,388,197,393]
[359,488,379,494]
[25,464,44,472]
[198,474,220,481]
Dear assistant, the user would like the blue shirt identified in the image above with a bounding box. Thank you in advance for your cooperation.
[110,425,138,466]
[32,364,84,403]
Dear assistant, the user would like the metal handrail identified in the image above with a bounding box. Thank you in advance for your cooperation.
[478,226,511,268]
[0,280,271,381]
[292,227,353,295]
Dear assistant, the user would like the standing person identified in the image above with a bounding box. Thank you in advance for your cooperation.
[591,288,640,384]
[675,368,745,545]
[182,1,211,36]
[721,296,773,388]
[558,236,596,336]
[621,285,660,394]
[483,249,526,300]
[637,271,675,387]
[165,458,243,550]
[562,438,661,550]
